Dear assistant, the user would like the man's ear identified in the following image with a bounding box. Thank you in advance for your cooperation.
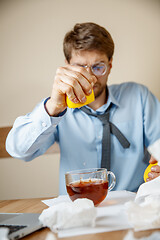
[108,58,113,74]
[109,58,113,68]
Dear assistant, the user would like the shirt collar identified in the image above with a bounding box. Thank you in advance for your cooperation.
[108,85,121,108]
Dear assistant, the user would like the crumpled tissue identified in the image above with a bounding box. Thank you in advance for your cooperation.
[125,139,160,231]
[39,198,97,232]
[125,180,160,231]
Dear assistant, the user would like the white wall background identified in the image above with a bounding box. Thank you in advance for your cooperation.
[0,0,160,200]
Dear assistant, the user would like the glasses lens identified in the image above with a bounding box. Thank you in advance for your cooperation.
[91,63,107,76]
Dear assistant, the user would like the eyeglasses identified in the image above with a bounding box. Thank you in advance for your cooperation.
[72,62,107,76]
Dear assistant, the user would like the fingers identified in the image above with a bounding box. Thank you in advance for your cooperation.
[67,64,97,88]
[149,155,158,164]
[146,173,160,181]
[47,64,97,115]
[55,78,82,104]
[55,71,86,103]
[146,164,160,181]
[55,65,97,103]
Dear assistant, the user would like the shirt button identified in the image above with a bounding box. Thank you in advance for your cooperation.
[42,122,47,128]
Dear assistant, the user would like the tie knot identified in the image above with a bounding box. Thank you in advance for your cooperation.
[96,113,109,124]
[80,106,110,125]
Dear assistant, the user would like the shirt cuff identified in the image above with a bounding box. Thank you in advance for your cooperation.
[44,97,67,120]
[30,98,66,131]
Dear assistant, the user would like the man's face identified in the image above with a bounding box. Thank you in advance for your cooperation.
[69,50,112,99]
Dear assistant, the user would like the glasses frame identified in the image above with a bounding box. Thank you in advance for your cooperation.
[71,62,108,76]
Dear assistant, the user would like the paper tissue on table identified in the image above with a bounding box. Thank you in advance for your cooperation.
[125,176,160,231]
[39,198,97,232]
[125,139,160,231]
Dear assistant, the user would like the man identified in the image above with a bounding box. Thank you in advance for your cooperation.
[6,22,160,194]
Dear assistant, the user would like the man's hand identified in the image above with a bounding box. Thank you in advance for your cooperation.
[146,155,160,181]
[45,64,97,116]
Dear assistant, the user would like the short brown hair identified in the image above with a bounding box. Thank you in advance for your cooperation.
[63,22,114,62]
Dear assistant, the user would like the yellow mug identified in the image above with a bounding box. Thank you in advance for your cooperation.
[66,90,95,108]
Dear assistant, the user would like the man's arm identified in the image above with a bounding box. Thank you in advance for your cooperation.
[6,64,96,161]
[5,99,63,161]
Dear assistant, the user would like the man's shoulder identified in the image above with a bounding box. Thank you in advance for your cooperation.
[109,81,148,95]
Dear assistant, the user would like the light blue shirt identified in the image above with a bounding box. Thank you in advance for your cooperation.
[6,82,160,194]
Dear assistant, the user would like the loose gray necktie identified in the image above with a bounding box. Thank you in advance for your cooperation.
[81,105,130,170]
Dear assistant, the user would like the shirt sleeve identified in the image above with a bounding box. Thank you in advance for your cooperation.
[142,86,160,147]
[6,98,66,161]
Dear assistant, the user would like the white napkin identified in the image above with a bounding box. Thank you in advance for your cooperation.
[125,139,160,231]
[39,198,97,232]
[125,183,160,231]
[41,191,136,238]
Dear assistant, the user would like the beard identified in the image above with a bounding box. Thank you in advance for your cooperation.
[93,82,107,99]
